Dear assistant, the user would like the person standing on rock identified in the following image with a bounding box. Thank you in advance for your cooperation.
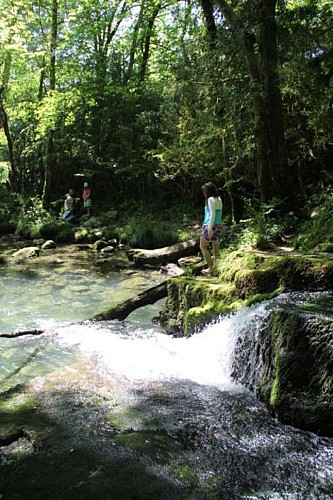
[82,182,92,216]
[200,182,223,276]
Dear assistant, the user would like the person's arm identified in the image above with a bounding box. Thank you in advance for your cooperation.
[207,197,216,238]
[208,197,216,229]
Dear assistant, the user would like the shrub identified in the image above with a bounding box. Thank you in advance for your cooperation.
[14,197,56,239]
[295,191,333,251]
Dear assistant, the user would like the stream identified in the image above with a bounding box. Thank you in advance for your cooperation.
[0,248,332,499]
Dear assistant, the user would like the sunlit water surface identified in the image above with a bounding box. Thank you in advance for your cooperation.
[1,262,333,499]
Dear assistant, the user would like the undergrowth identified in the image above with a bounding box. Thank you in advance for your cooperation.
[2,189,332,253]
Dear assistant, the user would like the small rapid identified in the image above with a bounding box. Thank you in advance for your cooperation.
[56,313,246,387]
[1,259,332,499]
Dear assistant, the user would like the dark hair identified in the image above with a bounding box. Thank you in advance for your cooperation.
[201,182,219,198]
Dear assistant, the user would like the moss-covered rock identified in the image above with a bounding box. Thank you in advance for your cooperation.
[159,276,238,335]
[234,268,279,299]
[258,310,333,436]
[160,252,333,335]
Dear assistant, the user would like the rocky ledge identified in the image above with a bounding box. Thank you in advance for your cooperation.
[159,251,333,436]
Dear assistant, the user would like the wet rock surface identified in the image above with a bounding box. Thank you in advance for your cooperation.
[232,292,333,437]
[1,245,333,499]
[1,364,332,499]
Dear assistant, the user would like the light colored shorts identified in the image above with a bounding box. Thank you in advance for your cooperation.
[201,224,222,242]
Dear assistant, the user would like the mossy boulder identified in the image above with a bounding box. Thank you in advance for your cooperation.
[231,296,333,436]
[234,268,279,299]
[259,309,332,436]
[159,276,238,335]
[160,252,333,335]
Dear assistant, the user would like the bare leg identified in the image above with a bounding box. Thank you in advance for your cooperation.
[200,237,214,273]
[212,240,220,264]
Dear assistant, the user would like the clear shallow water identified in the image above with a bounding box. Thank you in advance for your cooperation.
[0,262,332,499]
[0,264,161,333]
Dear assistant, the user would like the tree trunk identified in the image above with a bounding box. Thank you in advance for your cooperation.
[42,0,58,208]
[93,281,168,321]
[0,93,18,191]
[215,0,290,204]
[0,53,19,191]
[138,2,162,84]
[200,0,217,48]
[127,238,200,266]
[259,0,288,201]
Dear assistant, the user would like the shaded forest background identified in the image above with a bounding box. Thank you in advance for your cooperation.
[0,0,332,240]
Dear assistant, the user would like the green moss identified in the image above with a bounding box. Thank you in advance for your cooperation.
[244,288,283,307]
[316,242,333,253]
[171,462,199,486]
[0,389,46,444]
[160,251,333,335]
[74,227,89,241]
[217,250,266,281]
[269,371,280,406]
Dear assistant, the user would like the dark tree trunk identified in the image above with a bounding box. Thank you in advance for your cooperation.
[93,282,168,321]
[42,0,58,208]
[215,0,290,204]
[0,93,18,191]
[259,0,288,201]
[138,2,162,84]
[200,0,217,48]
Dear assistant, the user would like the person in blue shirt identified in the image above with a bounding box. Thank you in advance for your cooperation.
[200,182,223,276]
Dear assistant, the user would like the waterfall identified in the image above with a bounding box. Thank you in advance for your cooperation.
[55,298,276,388]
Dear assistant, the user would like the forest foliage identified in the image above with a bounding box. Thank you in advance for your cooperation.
[0,0,332,244]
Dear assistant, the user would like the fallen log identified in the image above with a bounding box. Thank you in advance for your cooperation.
[127,238,199,266]
[1,279,172,338]
[92,281,168,321]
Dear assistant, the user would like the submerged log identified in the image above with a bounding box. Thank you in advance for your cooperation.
[127,238,199,266]
[92,281,168,321]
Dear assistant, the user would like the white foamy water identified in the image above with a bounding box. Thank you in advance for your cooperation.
[56,303,269,388]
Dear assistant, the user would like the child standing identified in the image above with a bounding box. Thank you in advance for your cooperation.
[82,182,91,216]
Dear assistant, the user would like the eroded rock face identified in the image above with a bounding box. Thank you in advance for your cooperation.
[232,299,333,437]
[262,310,332,436]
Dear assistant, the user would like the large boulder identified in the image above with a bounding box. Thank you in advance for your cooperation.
[232,300,333,437]
[260,309,332,436]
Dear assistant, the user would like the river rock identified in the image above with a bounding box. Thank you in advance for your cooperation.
[42,240,56,250]
[33,238,46,246]
[232,304,333,437]
[93,240,108,251]
[108,238,118,247]
[12,246,40,259]
[261,309,333,436]
[101,246,115,254]
[160,263,184,276]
